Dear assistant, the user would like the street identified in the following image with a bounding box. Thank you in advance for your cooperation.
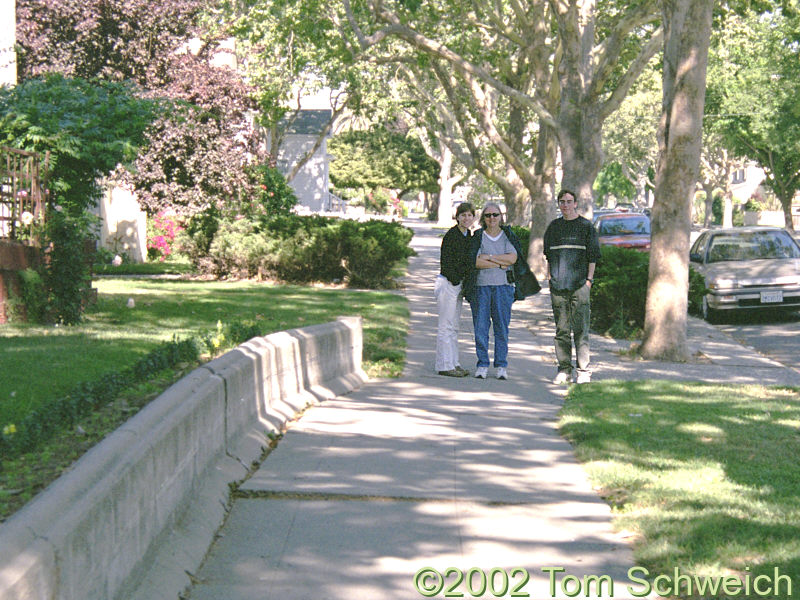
[715,309,800,375]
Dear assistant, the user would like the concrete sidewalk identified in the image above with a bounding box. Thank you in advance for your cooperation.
[184,220,800,600]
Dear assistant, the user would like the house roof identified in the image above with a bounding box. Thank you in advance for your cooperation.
[282,109,333,135]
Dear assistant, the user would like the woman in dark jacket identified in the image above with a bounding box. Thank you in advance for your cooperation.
[434,202,475,376]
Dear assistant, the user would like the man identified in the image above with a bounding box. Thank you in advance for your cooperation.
[543,189,601,384]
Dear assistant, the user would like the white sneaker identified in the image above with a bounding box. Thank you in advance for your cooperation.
[475,366,488,379]
[552,371,571,385]
[496,367,507,380]
[575,371,592,384]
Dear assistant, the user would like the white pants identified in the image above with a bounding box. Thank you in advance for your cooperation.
[434,275,465,371]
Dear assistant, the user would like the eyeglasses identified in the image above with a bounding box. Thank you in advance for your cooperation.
[558,199,574,204]
[484,212,501,218]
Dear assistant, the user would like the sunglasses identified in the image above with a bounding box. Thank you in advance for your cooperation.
[484,212,501,218]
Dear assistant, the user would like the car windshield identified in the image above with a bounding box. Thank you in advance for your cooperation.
[706,231,800,263]
[597,216,650,235]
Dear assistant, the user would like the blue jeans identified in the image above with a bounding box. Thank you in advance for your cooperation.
[470,285,515,368]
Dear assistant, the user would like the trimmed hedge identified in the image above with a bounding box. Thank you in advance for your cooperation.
[591,246,706,338]
[178,214,415,288]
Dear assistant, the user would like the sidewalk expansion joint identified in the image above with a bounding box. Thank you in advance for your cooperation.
[233,489,536,506]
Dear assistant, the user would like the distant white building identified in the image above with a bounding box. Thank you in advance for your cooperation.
[729,162,766,203]
[96,183,147,263]
[275,109,334,213]
[1,0,17,86]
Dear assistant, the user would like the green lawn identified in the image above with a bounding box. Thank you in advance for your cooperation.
[0,278,408,427]
[560,380,800,599]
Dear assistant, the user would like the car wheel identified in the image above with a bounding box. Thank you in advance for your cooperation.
[702,297,723,324]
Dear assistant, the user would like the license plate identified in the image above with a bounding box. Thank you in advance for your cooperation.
[760,290,783,303]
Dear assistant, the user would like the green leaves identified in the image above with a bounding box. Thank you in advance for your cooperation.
[708,8,800,209]
[329,126,439,194]
[0,74,158,212]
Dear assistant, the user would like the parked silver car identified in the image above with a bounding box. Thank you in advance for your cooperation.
[690,227,800,322]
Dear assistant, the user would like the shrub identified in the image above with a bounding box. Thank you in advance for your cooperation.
[711,194,723,224]
[508,225,530,260]
[248,164,298,217]
[179,212,414,287]
[591,247,651,338]
[16,268,46,322]
[270,225,346,283]
[41,208,99,325]
[205,218,273,279]
[176,207,222,262]
[339,219,415,287]
[591,247,707,338]
[744,198,765,212]
[687,266,707,317]
[259,213,338,237]
[147,212,183,262]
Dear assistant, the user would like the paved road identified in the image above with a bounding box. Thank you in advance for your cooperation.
[715,309,800,375]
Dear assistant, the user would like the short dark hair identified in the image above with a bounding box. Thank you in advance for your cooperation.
[557,189,576,202]
[455,202,475,217]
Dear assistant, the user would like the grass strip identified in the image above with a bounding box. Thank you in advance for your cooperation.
[1,278,407,426]
[560,380,800,599]
[0,277,408,521]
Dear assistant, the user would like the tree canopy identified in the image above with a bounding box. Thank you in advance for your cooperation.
[0,73,158,212]
[329,126,440,198]
[16,0,206,87]
[16,0,267,217]
[707,8,800,230]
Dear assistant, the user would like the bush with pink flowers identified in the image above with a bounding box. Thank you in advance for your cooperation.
[147,212,183,261]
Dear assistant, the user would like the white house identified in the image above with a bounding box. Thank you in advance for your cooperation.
[0,0,16,87]
[275,109,335,213]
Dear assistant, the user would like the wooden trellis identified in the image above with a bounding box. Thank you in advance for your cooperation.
[0,146,50,245]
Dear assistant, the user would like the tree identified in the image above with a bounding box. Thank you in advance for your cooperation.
[696,136,737,227]
[277,0,664,276]
[0,74,158,213]
[639,0,714,361]
[707,9,800,231]
[329,126,440,198]
[0,74,159,324]
[593,162,636,206]
[219,0,368,184]
[118,54,264,216]
[16,0,206,86]
[602,65,661,206]
[17,0,265,218]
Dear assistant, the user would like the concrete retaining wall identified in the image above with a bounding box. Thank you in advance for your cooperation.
[0,316,367,600]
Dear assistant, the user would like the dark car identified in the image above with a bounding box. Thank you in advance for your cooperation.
[594,213,651,251]
[690,226,800,322]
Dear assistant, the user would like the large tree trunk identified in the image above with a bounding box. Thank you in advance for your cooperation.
[436,145,457,225]
[639,0,714,361]
[557,101,605,218]
[528,125,558,278]
[702,182,714,227]
[778,191,795,232]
